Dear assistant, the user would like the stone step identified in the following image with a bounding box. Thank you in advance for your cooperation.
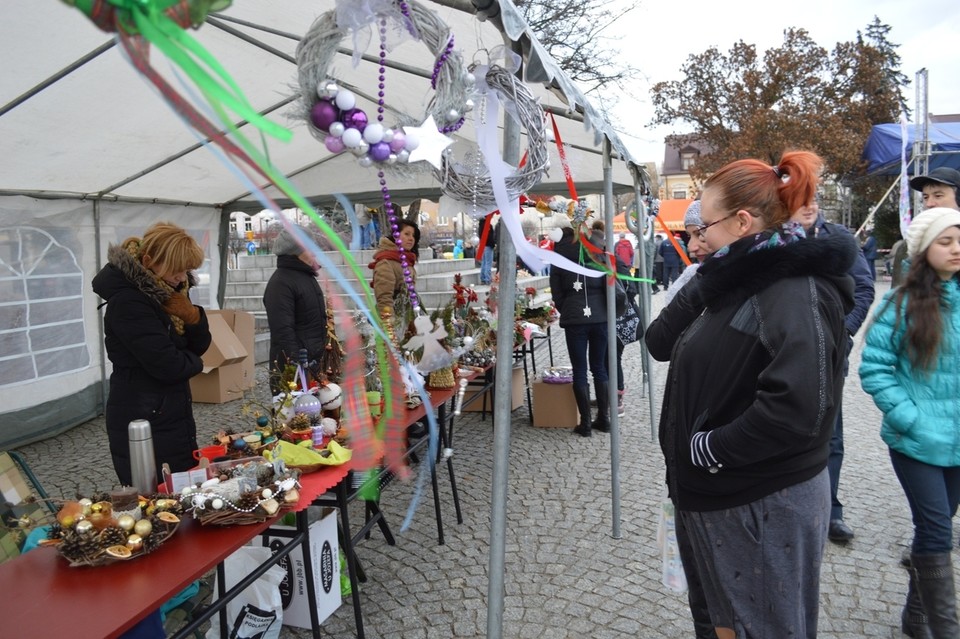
[235,251,474,278]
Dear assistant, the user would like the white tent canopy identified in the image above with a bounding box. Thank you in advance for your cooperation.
[0,0,647,445]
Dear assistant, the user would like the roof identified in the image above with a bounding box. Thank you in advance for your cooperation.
[0,1,649,208]
[661,135,710,176]
[862,120,960,176]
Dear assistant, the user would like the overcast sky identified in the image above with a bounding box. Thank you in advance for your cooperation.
[608,0,960,166]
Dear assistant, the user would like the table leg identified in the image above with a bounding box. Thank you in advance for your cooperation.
[296,509,322,639]
[438,402,463,525]
[335,480,366,639]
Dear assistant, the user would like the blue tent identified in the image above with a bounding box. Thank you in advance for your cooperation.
[862,122,960,175]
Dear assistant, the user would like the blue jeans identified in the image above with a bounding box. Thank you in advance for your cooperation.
[563,323,608,387]
[889,448,960,554]
[480,248,494,284]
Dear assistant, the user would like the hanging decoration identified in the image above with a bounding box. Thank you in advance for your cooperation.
[295,0,472,171]
[437,61,549,208]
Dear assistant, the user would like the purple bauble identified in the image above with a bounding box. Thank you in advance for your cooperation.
[389,132,406,152]
[340,108,368,133]
[310,100,339,132]
[324,135,345,154]
[369,141,392,162]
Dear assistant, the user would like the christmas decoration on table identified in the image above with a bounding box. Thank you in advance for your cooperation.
[263,439,352,474]
[36,494,183,567]
[179,459,301,526]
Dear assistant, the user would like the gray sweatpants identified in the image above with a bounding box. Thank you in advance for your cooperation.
[679,469,830,639]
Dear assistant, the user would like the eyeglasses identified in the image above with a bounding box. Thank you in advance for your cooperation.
[693,213,736,240]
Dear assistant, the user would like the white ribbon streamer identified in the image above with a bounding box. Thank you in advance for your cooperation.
[474,91,602,278]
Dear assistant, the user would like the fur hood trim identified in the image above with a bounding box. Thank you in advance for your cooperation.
[697,233,858,309]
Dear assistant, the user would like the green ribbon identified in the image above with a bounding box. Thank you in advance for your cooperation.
[63,0,291,143]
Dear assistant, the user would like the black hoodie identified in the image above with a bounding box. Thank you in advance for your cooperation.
[646,232,856,511]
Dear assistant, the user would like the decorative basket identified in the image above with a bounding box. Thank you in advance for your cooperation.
[427,366,456,389]
[42,497,184,567]
[180,461,302,526]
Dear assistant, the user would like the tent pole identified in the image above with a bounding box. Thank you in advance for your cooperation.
[857,176,900,235]
[486,38,522,639]
[93,199,108,415]
[602,138,622,539]
[632,179,658,442]
[0,40,115,118]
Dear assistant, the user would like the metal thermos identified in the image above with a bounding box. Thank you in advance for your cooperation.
[128,419,157,494]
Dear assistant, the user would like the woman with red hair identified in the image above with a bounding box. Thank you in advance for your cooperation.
[646,151,857,638]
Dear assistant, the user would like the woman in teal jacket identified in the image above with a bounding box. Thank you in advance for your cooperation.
[860,207,960,638]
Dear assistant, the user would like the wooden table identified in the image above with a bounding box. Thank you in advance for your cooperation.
[0,463,352,639]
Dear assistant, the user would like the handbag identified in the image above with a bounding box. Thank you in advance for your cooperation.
[616,293,642,346]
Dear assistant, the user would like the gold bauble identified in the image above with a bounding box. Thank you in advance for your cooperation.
[117,514,136,532]
[126,534,143,551]
[134,518,153,537]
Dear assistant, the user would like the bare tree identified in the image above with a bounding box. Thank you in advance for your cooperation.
[514,0,638,96]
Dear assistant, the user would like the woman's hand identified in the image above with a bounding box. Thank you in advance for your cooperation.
[163,292,200,325]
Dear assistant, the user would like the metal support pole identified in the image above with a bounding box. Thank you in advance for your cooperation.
[602,139,622,540]
[486,40,522,639]
[632,179,658,441]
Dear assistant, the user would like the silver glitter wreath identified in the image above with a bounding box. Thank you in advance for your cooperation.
[294,0,471,175]
[437,64,549,209]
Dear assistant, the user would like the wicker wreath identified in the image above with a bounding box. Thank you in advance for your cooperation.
[295,0,471,169]
[436,63,549,209]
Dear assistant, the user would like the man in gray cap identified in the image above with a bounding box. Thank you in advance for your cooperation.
[909,166,960,211]
[891,167,960,285]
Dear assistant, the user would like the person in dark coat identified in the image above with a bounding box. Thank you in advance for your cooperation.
[791,201,875,545]
[646,151,856,638]
[860,229,878,281]
[91,222,211,487]
[550,225,611,437]
[263,228,328,394]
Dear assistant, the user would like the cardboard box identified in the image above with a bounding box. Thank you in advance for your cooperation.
[532,380,580,428]
[190,310,255,403]
[263,509,341,628]
[210,309,256,390]
[463,365,524,412]
[190,361,247,404]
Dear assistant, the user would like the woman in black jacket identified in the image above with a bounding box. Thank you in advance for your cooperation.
[92,222,211,486]
[645,151,856,639]
[263,228,328,393]
[549,225,610,436]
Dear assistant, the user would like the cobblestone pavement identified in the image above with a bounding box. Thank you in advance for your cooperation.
[13,279,943,638]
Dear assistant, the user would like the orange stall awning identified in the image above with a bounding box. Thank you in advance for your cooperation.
[656,199,693,233]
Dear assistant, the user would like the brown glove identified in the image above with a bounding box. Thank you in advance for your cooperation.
[163,292,200,325]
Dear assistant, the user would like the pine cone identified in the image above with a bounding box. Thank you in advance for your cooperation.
[289,413,311,431]
[142,531,163,554]
[235,491,260,512]
[99,526,127,547]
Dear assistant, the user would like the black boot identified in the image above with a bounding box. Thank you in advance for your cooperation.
[592,380,610,433]
[903,567,933,639]
[571,384,592,437]
[913,553,959,639]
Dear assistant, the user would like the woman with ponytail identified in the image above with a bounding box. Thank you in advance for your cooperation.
[646,151,857,638]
